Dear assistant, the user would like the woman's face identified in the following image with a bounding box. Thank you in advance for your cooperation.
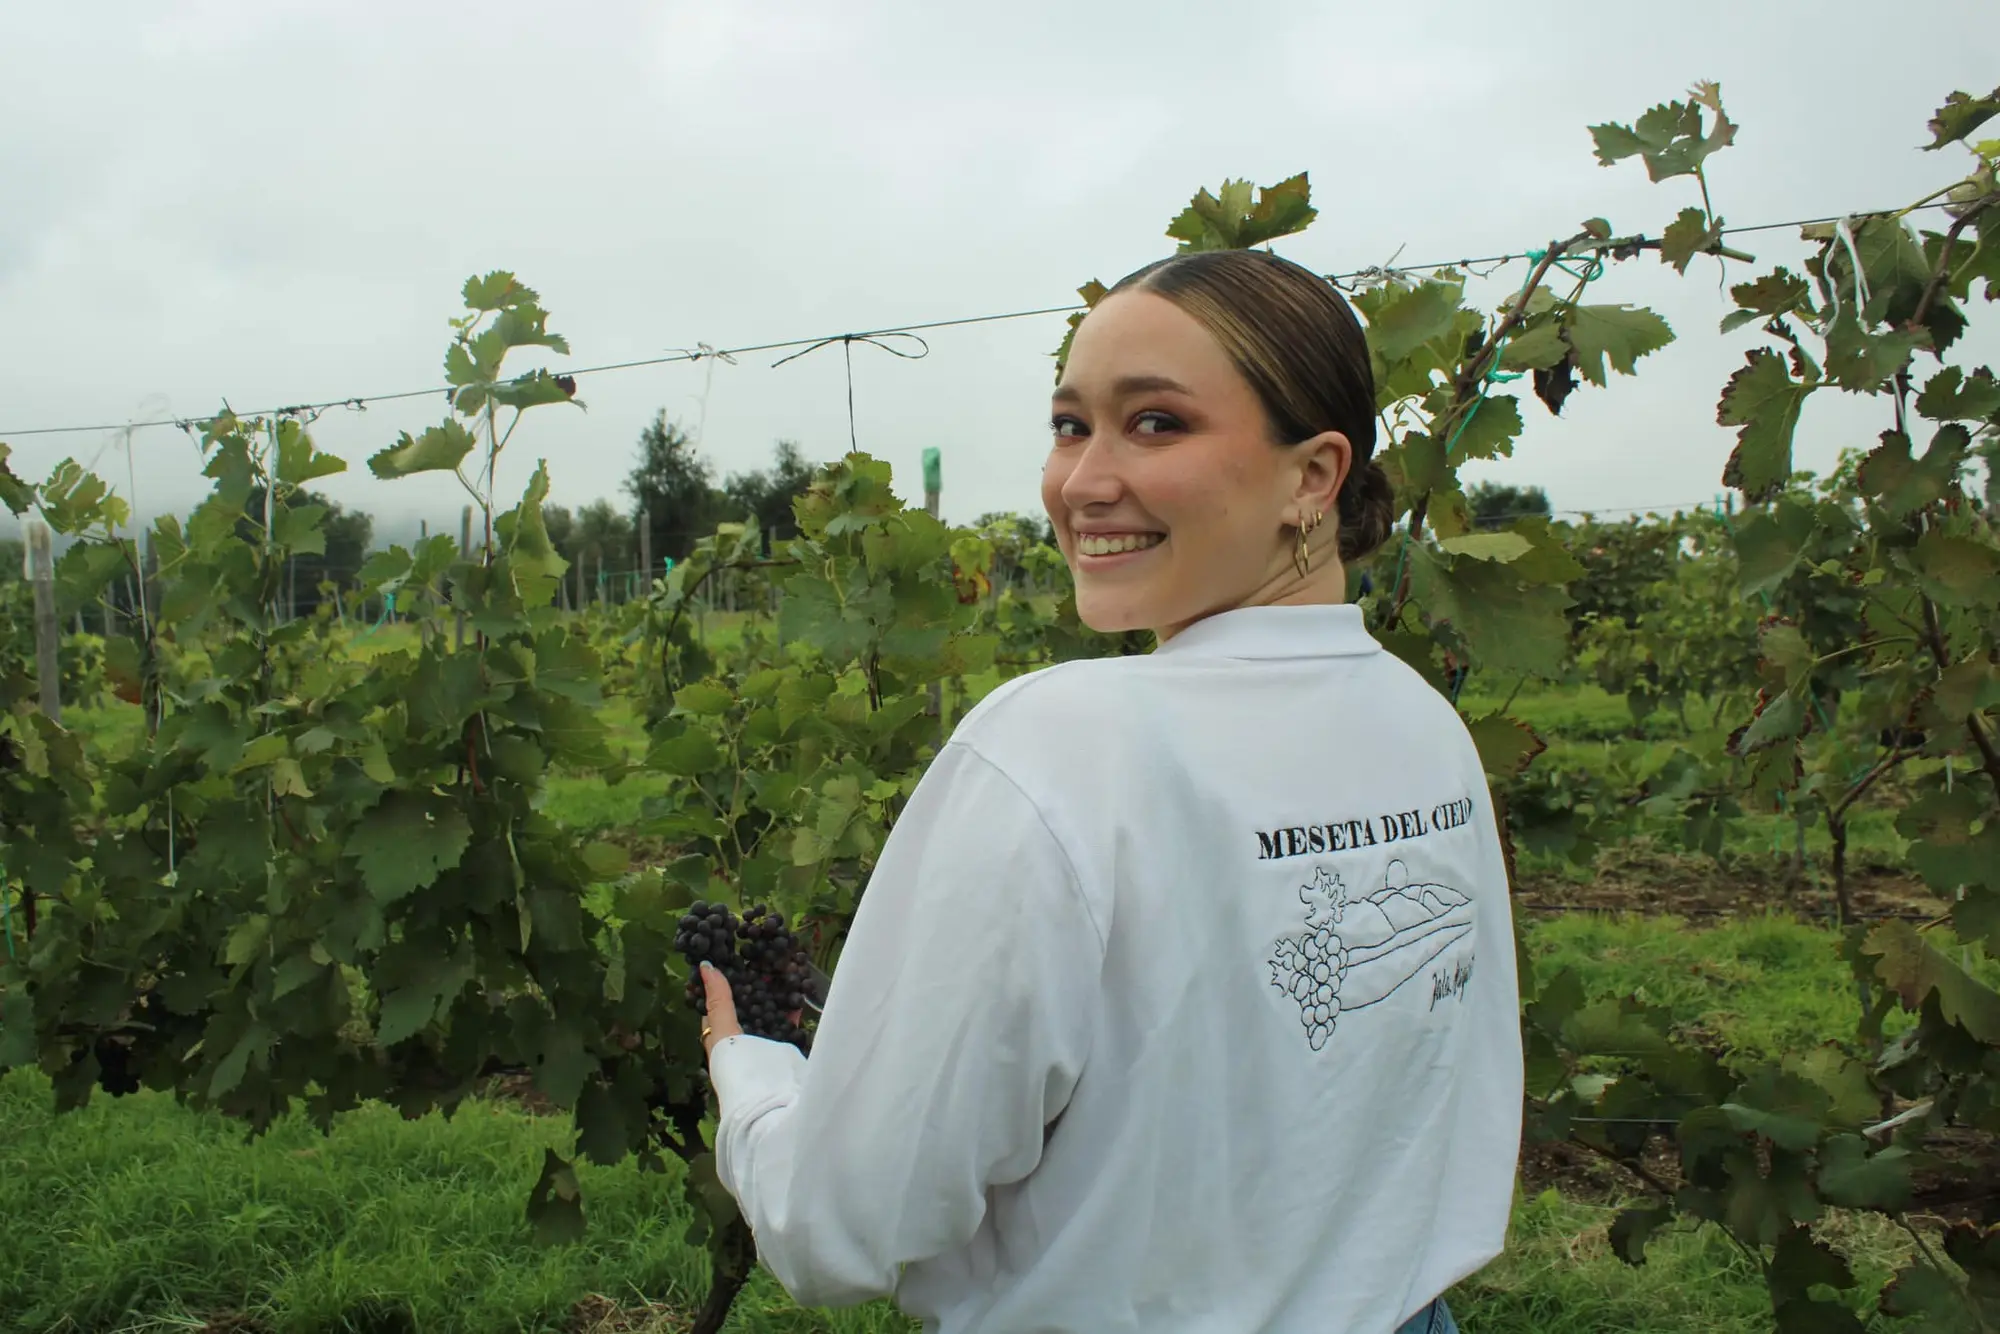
[1042,290,1349,640]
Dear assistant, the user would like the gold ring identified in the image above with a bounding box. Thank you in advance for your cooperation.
[701,1024,713,1043]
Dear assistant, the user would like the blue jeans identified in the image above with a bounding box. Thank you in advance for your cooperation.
[1393,1298,1458,1334]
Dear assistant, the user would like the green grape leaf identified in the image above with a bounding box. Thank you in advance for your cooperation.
[1878,1260,1973,1322]
[0,444,34,515]
[463,270,536,311]
[1465,713,1547,779]
[1896,787,2000,895]
[1165,173,1316,252]
[1857,426,1971,516]
[1360,281,1464,365]
[374,984,445,1048]
[1409,546,1572,677]
[1609,1203,1676,1265]
[1588,84,1737,182]
[531,1018,592,1109]
[39,460,130,534]
[674,682,735,717]
[1927,86,2000,149]
[54,540,133,611]
[1052,279,1107,380]
[1758,622,1816,687]
[275,426,347,485]
[1497,321,1571,372]
[1785,1048,1880,1129]
[1732,691,1810,755]
[1661,206,1723,274]
[271,951,325,1000]
[1824,312,1921,392]
[1718,350,1811,499]
[0,988,35,1069]
[1770,1225,1857,1304]
[575,1080,636,1167]
[1956,887,2000,954]
[646,726,722,777]
[1439,532,1531,562]
[526,1148,586,1246]
[1910,530,2000,607]
[368,420,477,479]
[1723,1068,1831,1151]
[357,546,414,592]
[269,758,313,799]
[581,842,628,879]
[351,793,474,904]
[208,1023,272,1100]
[1861,921,2000,1042]
[1446,394,1523,462]
[273,503,327,557]
[1816,1135,1912,1211]
[486,369,581,413]
[1929,660,2000,726]
[1916,366,2000,423]
[1732,497,1819,597]
[1725,269,1813,329]
[1565,305,1673,386]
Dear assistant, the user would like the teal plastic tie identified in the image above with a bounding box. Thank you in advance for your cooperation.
[354,591,397,640]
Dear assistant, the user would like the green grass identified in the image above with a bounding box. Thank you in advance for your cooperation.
[1,1061,1903,1334]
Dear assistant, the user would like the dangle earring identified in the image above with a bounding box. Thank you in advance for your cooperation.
[1293,509,1324,579]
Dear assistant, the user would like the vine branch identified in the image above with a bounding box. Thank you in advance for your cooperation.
[1920,596,2000,802]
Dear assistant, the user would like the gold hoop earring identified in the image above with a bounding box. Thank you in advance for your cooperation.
[1293,509,1323,579]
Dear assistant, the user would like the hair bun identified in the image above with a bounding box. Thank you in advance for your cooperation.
[1337,459,1396,563]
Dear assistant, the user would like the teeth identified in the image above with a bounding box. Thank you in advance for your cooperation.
[1079,533,1164,557]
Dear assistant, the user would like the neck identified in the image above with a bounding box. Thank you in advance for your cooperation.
[1152,556,1351,644]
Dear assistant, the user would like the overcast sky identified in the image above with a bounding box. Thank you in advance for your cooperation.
[3,1,1995,550]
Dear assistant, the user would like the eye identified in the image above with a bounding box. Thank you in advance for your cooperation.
[1051,414,1088,440]
[1132,410,1185,437]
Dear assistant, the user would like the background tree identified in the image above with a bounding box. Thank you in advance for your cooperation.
[624,412,723,563]
[1466,481,1552,530]
[721,440,819,553]
[237,487,374,615]
[573,499,634,586]
[541,503,576,561]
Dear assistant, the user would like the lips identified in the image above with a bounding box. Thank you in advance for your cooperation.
[1075,532,1164,557]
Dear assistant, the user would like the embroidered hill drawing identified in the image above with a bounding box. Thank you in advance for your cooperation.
[1267,863,1475,1051]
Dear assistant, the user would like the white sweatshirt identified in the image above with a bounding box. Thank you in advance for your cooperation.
[711,603,1522,1334]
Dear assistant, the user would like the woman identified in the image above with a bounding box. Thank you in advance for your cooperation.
[699,249,1522,1334]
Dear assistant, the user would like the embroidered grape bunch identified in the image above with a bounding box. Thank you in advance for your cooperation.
[1269,867,1350,1051]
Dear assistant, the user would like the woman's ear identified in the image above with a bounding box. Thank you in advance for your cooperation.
[1291,430,1352,520]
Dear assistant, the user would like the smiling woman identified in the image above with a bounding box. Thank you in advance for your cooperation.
[700,246,1516,1334]
[1045,250,1397,640]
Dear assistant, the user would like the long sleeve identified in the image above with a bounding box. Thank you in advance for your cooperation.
[708,739,1105,1309]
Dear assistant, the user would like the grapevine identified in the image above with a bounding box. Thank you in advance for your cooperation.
[0,81,1994,1334]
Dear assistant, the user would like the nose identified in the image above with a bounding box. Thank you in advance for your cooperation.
[1058,434,1123,513]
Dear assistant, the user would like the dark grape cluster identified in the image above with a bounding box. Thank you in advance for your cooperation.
[675,900,814,1053]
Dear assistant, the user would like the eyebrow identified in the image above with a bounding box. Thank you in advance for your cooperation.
[1051,374,1196,404]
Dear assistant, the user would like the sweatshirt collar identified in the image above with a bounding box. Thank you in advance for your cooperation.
[1150,603,1379,661]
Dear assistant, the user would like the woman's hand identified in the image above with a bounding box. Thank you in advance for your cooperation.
[700,962,806,1061]
[698,962,742,1056]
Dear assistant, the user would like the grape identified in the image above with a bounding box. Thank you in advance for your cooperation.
[673,901,814,1053]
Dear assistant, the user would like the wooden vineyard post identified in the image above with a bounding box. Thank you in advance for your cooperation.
[457,504,472,649]
[639,508,652,600]
[28,521,61,722]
